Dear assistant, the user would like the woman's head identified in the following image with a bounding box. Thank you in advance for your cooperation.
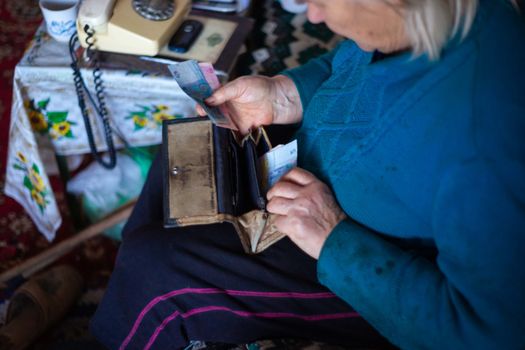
[304,0,409,54]
[303,0,482,59]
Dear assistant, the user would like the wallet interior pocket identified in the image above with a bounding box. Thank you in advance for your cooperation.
[214,125,234,215]
[228,130,244,214]
[213,126,270,216]
[242,138,266,211]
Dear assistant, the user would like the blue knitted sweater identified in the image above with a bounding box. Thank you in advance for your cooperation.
[283,1,525,349]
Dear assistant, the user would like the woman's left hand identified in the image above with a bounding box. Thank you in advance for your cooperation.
[266,167,347,259]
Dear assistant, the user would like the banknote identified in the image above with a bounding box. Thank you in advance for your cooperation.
[198,62,221,90]
[259,139,298,193]
[198,62,237,129]
[168,60,236,129]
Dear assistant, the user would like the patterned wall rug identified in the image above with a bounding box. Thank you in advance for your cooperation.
[236,0,342,77]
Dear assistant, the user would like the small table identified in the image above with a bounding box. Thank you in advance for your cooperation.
[4,13,253,242]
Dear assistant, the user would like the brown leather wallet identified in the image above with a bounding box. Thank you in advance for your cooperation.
[163,117,285,254]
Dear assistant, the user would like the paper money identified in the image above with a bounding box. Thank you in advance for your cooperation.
[168,60,236,129]
[198,62,221,90]
[198,62,236,129]
[259,139,298,192]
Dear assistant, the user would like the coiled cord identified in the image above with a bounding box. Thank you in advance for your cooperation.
[69,25,117,169]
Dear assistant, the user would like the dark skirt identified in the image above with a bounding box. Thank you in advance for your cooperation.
[90,152,390,350]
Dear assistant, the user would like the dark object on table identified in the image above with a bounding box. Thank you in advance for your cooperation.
[168,19,204,53]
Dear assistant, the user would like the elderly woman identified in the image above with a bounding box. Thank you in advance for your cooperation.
[91,0,525,349]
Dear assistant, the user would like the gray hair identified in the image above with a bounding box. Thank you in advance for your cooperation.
[402,0,520,59]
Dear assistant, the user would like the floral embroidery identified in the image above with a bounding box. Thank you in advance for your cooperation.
[126,104,181,131]
[25,98,77,139]
[12,152,50,213]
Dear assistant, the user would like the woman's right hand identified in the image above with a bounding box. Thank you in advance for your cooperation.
[196,75,303,135]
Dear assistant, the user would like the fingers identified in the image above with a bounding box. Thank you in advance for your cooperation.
[267,180,302,201]
[236,123,251,136]
[205,79,245,106]
[266,197,294,215]
[195,104,206,116]
[272,214,289,235]
[280,167,317,186]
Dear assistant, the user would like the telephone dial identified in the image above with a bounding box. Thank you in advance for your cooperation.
[76,0,191,56]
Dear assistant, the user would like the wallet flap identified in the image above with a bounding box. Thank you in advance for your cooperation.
[255,214,285,253]
[236,211,285,254]
[164,118,218,225]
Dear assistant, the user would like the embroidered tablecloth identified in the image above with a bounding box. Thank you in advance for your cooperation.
[5,24,196,241]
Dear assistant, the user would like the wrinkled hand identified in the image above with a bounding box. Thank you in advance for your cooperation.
[266,168,347,259]
[196,75,302,135]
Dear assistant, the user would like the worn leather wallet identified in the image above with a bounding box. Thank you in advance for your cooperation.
[162,117,285,254]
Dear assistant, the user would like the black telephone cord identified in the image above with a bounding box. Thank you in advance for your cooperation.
[69,25,117,169]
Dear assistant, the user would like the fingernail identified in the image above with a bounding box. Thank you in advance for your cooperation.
[206,96,216,104]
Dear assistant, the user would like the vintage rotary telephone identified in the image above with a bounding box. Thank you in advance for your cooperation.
[69,0,190,169]
[76,0,191,56]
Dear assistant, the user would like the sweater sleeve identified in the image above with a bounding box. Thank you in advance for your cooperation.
[318,159,525,349]
[280,49,337,112]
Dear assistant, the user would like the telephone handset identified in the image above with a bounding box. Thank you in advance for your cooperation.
[77,0,191,56]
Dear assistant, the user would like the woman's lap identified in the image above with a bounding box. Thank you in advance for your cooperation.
[90,154,388,350]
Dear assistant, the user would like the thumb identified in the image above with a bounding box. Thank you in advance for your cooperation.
[206,80,245,105]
